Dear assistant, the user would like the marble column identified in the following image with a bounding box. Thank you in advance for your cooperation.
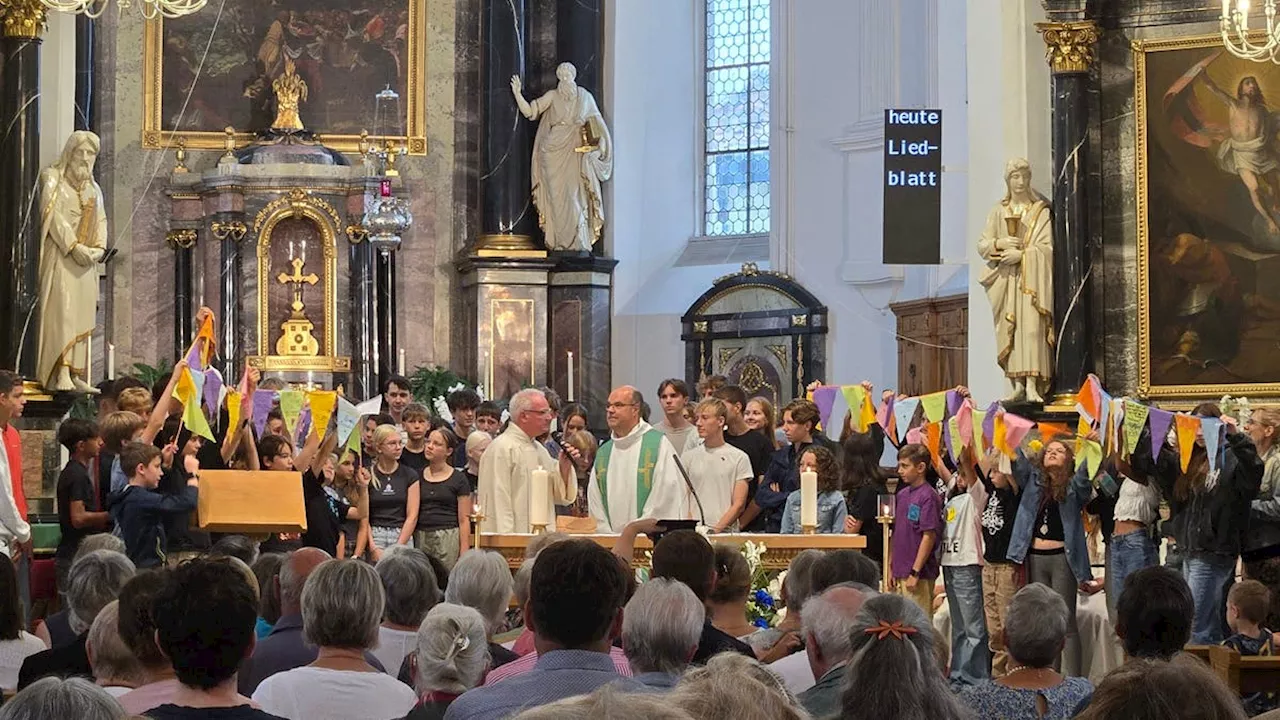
[210,217,247,381]
[166,229,196,360]
[548,254,615,431]
[375,250,398,387]
[554,0,601,99]
[348,228,376,399]
[1037,20,1097,407]
[477,0,537,252]
[0,2,45,375]
[74,15,93,131]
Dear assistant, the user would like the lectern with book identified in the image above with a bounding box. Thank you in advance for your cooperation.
[193,470,307,534]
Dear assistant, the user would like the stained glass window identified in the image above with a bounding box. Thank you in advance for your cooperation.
[704,0,770,237]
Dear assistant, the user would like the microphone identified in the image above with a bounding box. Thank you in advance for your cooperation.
[671,453,707,527]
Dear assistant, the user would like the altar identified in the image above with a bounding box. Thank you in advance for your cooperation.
[477,533,867,571]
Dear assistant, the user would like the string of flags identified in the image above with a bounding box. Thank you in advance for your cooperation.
[810,373,1236,480]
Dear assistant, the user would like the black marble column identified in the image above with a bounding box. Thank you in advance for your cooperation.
[349,234,376,399]
[478,0,535,249]
[554,0,601,98]
[167,230,195,360]
[0,31,42,375]
[211,216,246,381]
[374,250,398,388]
[1040,21,1098,406]
[74,15,94,131]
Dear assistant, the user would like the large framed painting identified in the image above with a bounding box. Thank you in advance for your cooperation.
[1135,34,1280,398]
[142,1,426,154]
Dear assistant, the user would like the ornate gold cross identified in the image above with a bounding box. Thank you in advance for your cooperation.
[277,257,318,315]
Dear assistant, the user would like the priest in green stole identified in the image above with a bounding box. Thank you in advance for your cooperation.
[588,386,690,532]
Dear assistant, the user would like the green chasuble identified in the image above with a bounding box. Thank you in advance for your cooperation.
[594,428,666,530]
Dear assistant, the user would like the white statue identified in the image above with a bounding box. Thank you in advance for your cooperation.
[36,132,107,394]
[511,62,613,253]
[977,158,1054,404]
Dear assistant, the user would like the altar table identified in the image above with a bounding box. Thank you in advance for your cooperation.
[476,533,867,570]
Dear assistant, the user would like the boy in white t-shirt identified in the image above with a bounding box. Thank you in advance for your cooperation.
[941,449,991,689]
[680,398,753,532]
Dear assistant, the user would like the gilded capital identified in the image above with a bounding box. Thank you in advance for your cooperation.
[166,229,198,250]
[1036,21,1099,74]
[0,0,47,39]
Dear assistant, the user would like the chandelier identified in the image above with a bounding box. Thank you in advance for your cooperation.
[40,0,206,19]
[1222,0,1280,62]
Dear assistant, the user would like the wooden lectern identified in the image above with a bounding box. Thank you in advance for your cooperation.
[194,471,307,534]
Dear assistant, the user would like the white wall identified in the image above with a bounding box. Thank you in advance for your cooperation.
[607,0,974,398]
[965,0,1053,404]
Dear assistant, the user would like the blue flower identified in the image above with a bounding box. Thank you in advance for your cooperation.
[753,617,770,629]
[754,589,774,608]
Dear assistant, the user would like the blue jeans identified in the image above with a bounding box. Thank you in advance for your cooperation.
[943,565,989,687]
[1110,530,1158,615]
[1184,552,1236,644]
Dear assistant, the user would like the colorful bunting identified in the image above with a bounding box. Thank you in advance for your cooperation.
[203,368,224,418]
[295,405,312,446]
[279,391,305,437]
[812,386,838,430]
[906,426,923,446]
[1174,414,1200,473]
[1203,417,1223,472]
[224,390,242,446]
[1148,409,1175,462]
[876,395,893,432]
[354,395,383,417]
[336,396,361,451]
[1123,400,1149,457]
[947,416,964,461]
[858,389,878,433]
[920,392,947,424]
[171,368,214,441]
[971,410,987,454]
[893,397,921,444]
[1075,439,1103,479]
[252,390,277,437]
[956,402,974,449]
[993,413,1009,457]
[309,391,338,441]
[1003,414,1036,455]
[946,390,963,419]
[924,422,942,463]
[1038,422,1070,444]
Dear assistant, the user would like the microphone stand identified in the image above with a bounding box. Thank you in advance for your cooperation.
[672,454,707,527]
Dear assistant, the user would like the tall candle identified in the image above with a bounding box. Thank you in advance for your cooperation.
[529,468,550,527]
[800,470,818,528]
[107,343,116,380]
[566,351,574,402]
[397,348,406,376]
[86,336,93,386]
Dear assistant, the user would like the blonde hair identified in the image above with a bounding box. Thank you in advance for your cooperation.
[695,397,729,422]
[116,388,153,416]
[747,397,780,449]
[370,424,401,489]
[101,411,146,453]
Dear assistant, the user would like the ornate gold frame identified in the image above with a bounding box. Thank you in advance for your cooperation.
[247,190,351,372]
[1134,33,1280,399]
[142,1,427,155]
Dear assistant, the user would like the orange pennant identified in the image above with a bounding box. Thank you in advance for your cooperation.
[925,421,942,464]
[195,313,216,365]
[1174,414,1200,473]
[1038,422,1070,444]
[1076,380,1099,421]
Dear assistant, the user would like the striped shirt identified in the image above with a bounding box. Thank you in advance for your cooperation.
[482,645,632,685]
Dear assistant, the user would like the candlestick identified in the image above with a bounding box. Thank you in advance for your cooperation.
[800,469,818,532]
[397,348,406,376]
[529,468,550,528]
[107,343,116,380]
[566,351,574,402]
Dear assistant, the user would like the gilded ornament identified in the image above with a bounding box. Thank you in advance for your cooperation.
[1036,21,1099,74]
[165,228,197,249]
[271,58,308,131]
[0,0,47,39]
[210,221,247,242]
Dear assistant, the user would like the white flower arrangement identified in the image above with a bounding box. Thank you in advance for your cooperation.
[432,383,490,426]
[1221,395,1253,425]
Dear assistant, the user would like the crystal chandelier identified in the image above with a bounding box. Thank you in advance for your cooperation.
[40,0,206,19]
[1221,0,1280,62]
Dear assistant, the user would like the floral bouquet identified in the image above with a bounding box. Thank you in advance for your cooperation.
[743,541,786,629]
[1221,395,1253,426]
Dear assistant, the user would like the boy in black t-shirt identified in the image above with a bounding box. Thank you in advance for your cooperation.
[54,418,109,593]
[399,403,431,474]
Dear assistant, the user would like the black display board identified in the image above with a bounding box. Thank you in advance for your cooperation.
[883,108,942,265]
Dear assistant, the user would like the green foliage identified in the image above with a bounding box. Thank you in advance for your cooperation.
[67,395,97,420]
[407,365,473,405]
[131,360,172,389]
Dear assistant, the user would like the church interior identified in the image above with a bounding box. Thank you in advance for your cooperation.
[6,0,1280,710]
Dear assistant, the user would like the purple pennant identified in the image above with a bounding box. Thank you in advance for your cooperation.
[945,390,962,419]
[1147,408,1175,460]
[982,402,999,447]
[942,415,953,461]
[185,341,203,372]
[252,390,277,437]
[812,386,838,430]
[203,369,223,416]
[295,405,313,446]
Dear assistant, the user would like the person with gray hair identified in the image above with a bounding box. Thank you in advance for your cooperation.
[17,549,135,690]
[758,548,824,695]
[478,388,576,533]
[373,548,439,674]
[445,550,514,637]
[839,593,973,720]
[252,559,417,719]
[798,584,873,717]
[512,685,695,720]
[403,603,489,719]
[960,582,1094,719]
[0,676,126,720]
[85,600,143,697]
[670,652,808,720]
[621,578,703,690]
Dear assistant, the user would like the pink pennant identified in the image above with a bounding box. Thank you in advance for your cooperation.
[957,401,974,448]
[1002,413,1036,452]
[906,426,924,446]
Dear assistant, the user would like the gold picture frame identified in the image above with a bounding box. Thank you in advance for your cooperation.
[1134,33,1280,399]
[142,2,427,155]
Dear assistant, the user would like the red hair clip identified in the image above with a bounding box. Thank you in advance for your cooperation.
[864,620,919,641]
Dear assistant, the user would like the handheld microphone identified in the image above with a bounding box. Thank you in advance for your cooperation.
[671,453,707,527]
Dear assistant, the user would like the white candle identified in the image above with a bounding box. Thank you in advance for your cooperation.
[107,343,115,380]
[566,351,574,402]
[529,468,550,528]
[86,336,93,386]
[397,348,406,376]
[800,470,818,528]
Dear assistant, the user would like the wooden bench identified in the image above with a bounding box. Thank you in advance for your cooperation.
[1208,645,1280,695]
[1183,645,1213,663]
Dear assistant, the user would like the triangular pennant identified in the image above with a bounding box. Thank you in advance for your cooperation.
[946,390,962,419]
[828,388,851,438]
[1003,414,1036,454]
[354,395,383,417]
[336,396,361,450]
[295,405,313,446]
[1075,439,1103,479]
[858,392,878,432]
[957,402,974,449]
[188,368,206,409]
[194,313,216,366]
[893,397,921,444]
[812,386,839,430]
[224,390,242,446]
[1148,409,1175,462]
[1038,422,1071,444]
[1202,417,1223,473]
[252,390,277,437]
[877,395,894,431]
[906,426,924,446]
[185,341,204,372]
[1075,376,1099,422]
[308,391,338,441]
[1123,400,1150,457]
[172,368,214,441]
[994,414,1010,456]
[840,386,869,433]
[947,416,963,462]
[1097,388,1113,449]
[971,410,987,454]
[924,421,942,463]
[203,368,223,414]
[1174,414,1200,473]
[982,403,999,450]
[279,390,305,437]
[920,392,947,424]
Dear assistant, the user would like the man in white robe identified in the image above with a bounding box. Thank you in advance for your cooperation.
[37,132,107,394]
[478,388,577,533]
[588,386,689,533]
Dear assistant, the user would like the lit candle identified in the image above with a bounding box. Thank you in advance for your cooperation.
[800,469,818,528]
[300,239,307,264]
[107,343,115,380]
[86,336,93,386]
[397,348,406,375]
[529,468,550,528]
[566,351,574,402]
